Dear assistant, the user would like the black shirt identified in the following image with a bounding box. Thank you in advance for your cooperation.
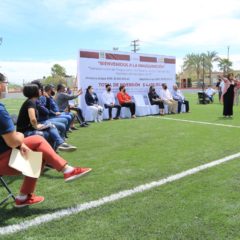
[17,99,37,133]
[148,91,160,105]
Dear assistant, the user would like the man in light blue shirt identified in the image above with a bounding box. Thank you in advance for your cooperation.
[172,84,190,113]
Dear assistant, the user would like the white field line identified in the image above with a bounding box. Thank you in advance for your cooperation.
[1,152,240,236]
[150,116,240,128]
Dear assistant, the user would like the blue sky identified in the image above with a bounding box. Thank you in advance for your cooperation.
[1,0,240,83]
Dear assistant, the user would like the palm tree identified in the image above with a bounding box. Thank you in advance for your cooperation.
[204,51,219,85]
[218,58,233,75]
[183,53,203,81]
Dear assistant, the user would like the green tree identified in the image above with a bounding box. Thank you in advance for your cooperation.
[43,76,66,87]
[183,53,203,81]
[42,64,67,87]
[203,51,219,85]
[51,64,66,77]
[218,58,233,75]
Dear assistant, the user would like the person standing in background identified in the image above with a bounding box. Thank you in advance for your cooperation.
[220,73,238,118]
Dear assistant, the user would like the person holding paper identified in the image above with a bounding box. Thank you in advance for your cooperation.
[17,84,77,152]
[0,73,92,208]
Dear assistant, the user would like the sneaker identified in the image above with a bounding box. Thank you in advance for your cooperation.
[80,123,87,127]
[58,143,77,152]
[15,194,44,208]
[64,167,92,182]
[84,122,89,126]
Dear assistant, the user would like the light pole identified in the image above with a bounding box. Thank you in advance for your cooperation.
[227,46,230,60]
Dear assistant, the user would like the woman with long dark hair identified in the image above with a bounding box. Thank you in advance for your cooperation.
[221,73,238,117]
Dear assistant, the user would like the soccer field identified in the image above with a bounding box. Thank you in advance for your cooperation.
[1,94,240,240]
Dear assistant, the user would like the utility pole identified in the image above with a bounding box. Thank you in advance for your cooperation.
[131,39,140,53]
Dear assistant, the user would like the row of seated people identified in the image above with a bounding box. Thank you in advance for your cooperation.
[16,80,189,153]
[83,83,190,122]
[0,73,91,208]
[16,81,89,153]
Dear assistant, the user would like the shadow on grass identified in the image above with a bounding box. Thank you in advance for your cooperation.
[0,204,64,227]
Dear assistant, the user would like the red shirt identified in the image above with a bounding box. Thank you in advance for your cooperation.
[117,92,131,105]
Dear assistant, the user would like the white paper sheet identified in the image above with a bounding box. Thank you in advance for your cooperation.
[9,149,43,178]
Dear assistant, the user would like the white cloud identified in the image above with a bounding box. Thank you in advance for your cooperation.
[84,0,240,45]
[0,60,76,84]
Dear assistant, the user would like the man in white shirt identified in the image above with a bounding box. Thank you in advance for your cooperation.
[160,83,178,114]
[205,85,216,103]
[102,84,121,120]
[172,84,190,113]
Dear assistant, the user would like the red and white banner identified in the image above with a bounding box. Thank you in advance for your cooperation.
[77,49,176,107]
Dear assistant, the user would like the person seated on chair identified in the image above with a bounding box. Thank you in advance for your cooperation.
[31,80,68,140]
[160,83,178,114]
[55,84,88,127]
[43,85,76,131]
[16,84,77,152]
[172,84,190,113]
[85,86,103,122]
[205,85,216,103]
[0,73,92,207]
[117,85,136,118]
[148,86,164,115]
[102,84,121,120]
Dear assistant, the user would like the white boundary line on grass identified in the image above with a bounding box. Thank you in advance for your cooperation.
[1,152,240,236]
[150,116,240,128]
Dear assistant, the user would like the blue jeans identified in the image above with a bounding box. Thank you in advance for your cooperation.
[40,120,66,139]
[51,112,74,131]
[24,123,64,150]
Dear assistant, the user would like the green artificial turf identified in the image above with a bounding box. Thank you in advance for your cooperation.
[1,94,240,239]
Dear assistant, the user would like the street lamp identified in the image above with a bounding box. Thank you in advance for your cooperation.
[227,46,230,60]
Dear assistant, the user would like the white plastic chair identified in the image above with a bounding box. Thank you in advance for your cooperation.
[115,97,132,119]
[133,94,151,116]
[145,95,160,115]
[100,96,118,120]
